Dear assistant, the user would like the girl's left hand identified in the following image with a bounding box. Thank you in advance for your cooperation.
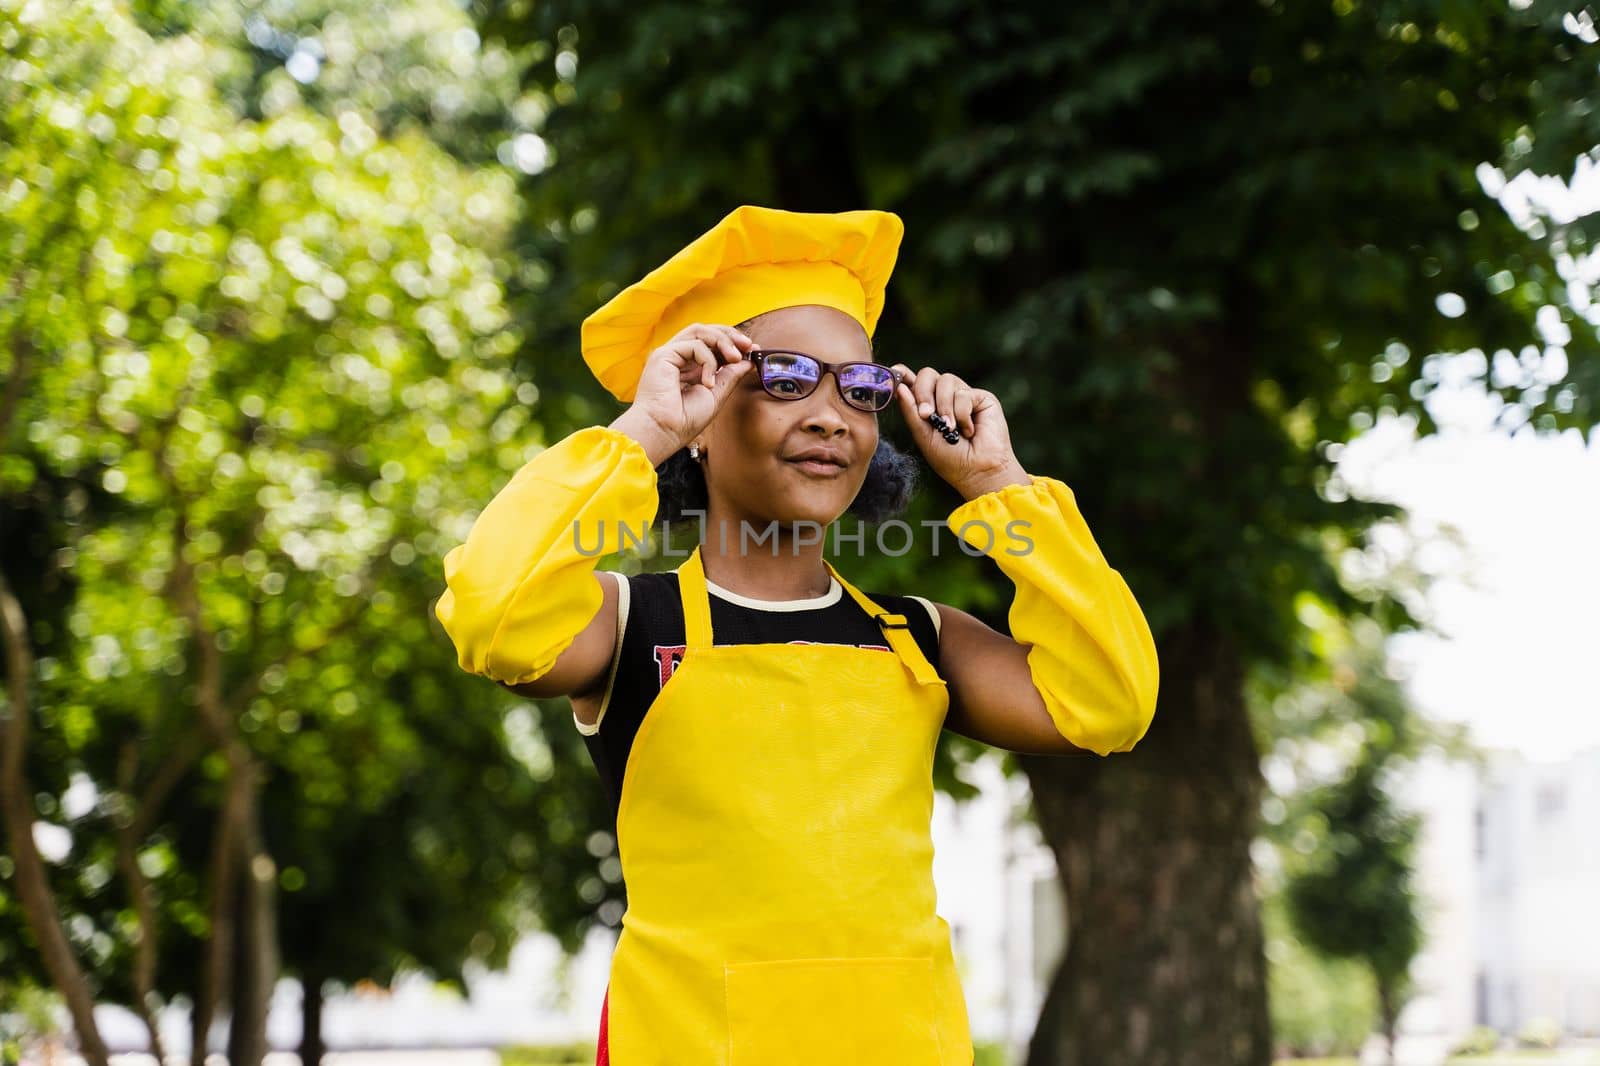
[889,363,1032,500]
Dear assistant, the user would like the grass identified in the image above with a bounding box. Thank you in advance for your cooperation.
[498,1045,595,1066]
[1273,1049,1600,1056]
[510,1045,1599,1066]
[497,1037,1013,1065]
[1446,1049,1600,1056]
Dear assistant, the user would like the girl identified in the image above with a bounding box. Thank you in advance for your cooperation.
[436,205,1159,1065]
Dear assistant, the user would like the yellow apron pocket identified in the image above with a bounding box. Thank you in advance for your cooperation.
[724,955,943,1065]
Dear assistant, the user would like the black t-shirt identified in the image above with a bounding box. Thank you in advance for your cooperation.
[576,569,943,827]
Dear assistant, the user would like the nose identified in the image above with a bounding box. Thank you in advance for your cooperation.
[801,373,851,436]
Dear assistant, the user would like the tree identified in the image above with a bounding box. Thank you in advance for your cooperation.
[2,3,586,1063]
[1259,607,1442,1066]
[1285,759,1422,1066]
[466,1,1600,1062]
[1260,888,1377,1060]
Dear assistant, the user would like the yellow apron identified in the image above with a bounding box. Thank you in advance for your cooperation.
[604,543,975,1065]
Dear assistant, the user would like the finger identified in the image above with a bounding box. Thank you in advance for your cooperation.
[933,373,965,428]
[890,365,921,412]
[696,339,719,388]
[969,389,1002,435]
[953,387,976,437]
[667,338,704,379]
[895,379,931,437]
[717,323,758,349]
[694,323,754,360]
[666,336,707,366]
[673,324,740,368]
[913,366,940,418]
[708,330,746,367]
[675,322,721,346]
[689,325,731,365]
[710,358,755,404]
[677,338,717,389]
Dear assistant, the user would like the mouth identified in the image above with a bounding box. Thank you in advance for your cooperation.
[784,457,850,477]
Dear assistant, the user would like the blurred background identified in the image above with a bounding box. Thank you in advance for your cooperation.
[2,1,1598,1064]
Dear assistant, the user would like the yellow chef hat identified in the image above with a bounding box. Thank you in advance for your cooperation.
[579,204,905,403]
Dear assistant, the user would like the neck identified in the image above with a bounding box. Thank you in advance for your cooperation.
[695,505,834,601]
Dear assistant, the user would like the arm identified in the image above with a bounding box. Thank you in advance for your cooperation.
[935,600,1095,756]
[503,569,621,707]
[439,322,755,704]
[434,414,668,699]
[939,474,1159,756]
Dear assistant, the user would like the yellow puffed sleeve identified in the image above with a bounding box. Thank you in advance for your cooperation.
[946,476,1159,755]
[435,425,659,684]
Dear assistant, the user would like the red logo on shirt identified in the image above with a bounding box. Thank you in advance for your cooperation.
[654,644,686,688]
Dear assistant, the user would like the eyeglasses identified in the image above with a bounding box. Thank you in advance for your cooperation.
[749,349,898,413]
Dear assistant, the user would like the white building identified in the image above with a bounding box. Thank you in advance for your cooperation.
[1398,745,1600,1043]
[1471,745,1600,1035]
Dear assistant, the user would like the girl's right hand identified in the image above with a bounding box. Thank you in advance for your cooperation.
[616,323,757,462]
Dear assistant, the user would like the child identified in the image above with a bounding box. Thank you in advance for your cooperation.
[436,205,1159,1065]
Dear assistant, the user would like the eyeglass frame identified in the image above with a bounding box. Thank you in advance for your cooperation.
[747,348,900,413]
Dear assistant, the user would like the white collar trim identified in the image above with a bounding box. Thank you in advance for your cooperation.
[704,574,843,611]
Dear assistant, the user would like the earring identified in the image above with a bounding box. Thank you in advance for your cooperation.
[688,443,701,461]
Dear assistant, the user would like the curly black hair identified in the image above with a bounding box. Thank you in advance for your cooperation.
[655,437,920,525]
[654,311,921,525]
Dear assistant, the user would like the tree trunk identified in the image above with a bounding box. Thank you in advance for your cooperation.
[1377,978,1398,1066]
[114,743,168,1066]
[227,873,252,1066]
[0,572,111,1066]
[190,777,243,1066]
[299,970,325,1066]
[1020,622,1271,1066]
[171,493,262,1066]
[188,991,212,1066]
[225,787,278,1066]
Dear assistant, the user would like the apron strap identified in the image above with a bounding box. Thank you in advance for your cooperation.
[677,544,715,651]
[824,559,945,687]
[678,547,942,685]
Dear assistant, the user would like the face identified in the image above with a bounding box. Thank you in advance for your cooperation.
[697,304,881,529]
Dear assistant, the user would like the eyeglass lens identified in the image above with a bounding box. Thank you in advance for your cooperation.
[758,352,895,412]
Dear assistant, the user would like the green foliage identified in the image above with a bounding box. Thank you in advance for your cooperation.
[1451,1025,1503,1056]
[972,1041,1011,1066]
[1257,610,1444,1048]
[1516,1017,1563,1049]
[1283,760,1423,990]
[122,0,530,165]
[472,0,1599,682]
[0,0,612,1016]
[498,1043,596,1066]
[1264,890,1377,1058]
[0,981,62,1065]
[3,0,1598,1051]
[474,0,1593,1049]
